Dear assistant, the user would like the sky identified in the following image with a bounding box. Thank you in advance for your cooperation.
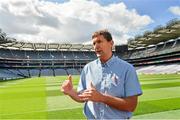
[0,0,179,45]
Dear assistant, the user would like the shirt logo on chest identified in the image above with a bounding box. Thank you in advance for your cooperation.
[111,73,119,85]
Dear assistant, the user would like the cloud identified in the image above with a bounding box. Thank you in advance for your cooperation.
[0,0,153,45]
[169,6,180,16]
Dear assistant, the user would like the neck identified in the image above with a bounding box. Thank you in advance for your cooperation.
[100,53,113,63]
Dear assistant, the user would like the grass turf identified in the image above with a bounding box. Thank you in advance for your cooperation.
[0,74,180,119]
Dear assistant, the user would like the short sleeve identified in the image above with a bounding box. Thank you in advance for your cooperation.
[77,68,86,93]
[124,65,142,97]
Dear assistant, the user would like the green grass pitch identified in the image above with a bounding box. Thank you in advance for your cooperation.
[0,74,180,119]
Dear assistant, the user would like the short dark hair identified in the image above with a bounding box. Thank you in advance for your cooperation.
[92,29,112,41]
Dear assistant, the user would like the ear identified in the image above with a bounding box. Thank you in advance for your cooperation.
[111,40,114,46]
[110,41,114,50]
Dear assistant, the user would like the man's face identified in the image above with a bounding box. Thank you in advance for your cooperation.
[92,35,113,59]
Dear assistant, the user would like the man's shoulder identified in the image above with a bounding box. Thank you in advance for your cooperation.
[87,59,99,66]
[84,59,99,68]
[114,56,134,68]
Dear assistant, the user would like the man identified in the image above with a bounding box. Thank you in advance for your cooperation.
[61,29,142,119]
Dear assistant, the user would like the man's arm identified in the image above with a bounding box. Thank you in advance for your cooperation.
[78,82,138,112]
[65,88,84,103]
[61,75,84,103]
[101,94,138,112]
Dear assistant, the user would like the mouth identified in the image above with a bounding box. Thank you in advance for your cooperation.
[95,50,103,57]
[95,50,101,54]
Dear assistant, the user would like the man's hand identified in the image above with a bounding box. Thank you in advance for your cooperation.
[78,81,104,102]
[61,75,73,95]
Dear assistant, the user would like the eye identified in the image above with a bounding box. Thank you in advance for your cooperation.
[96,39,102,44]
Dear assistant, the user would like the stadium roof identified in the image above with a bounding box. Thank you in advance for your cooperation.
[0,28,117,51]
[0,28,95,51]
[128,19,180,49]
[0,29,115,51]
[0,31,116,51]
[0,40,94,51]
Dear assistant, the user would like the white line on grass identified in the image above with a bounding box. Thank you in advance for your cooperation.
[0,79,32,88]
[140,86,180,101]
[0,106,82,116]
[133,109,180,119]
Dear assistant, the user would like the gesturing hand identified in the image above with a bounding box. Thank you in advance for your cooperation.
[78,81,104,102]
[61,75,73,95]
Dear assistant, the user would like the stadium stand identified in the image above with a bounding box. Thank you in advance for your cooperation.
[125,19,180,74]
[0,19,180,80]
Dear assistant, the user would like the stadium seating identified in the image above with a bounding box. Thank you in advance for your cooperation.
[0,38,179,80]
[0,69,23,80]
[137,64,180,74]
[0,19,180,80]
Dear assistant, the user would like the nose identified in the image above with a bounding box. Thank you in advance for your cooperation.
[94,43,99,50]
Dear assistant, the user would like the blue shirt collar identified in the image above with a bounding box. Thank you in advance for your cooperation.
[97,55,116,67]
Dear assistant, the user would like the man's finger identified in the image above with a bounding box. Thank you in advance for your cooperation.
[68,74,72,82]
[90,81,95,89]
